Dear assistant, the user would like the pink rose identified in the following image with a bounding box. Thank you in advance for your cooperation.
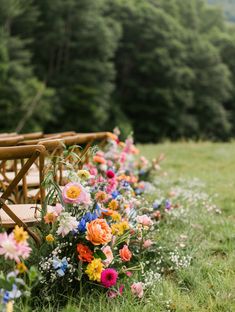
[131,282,144,298]
[143,239,153,249]
[136,215,153,227]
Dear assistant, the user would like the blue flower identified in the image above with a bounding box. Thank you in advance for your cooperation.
[83,212,97,222]
[165,199,171,210]
[2,291,10,304]
[95,203,102,217]
[78,212,97,233]
[122,181,130,190]
[111,190,120,199]
[153,200,161,209]
[53,257,68,277]
[78,218,87,233]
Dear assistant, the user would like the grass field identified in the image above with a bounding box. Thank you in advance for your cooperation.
[19,142,235,312]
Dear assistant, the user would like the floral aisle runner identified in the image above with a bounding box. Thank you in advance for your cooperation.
[0,131,219,311]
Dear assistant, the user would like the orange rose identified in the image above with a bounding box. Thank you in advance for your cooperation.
[119,245,132,262]
[86,219,112,245]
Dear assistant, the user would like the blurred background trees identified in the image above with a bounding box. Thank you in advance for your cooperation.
[0,0,235,142]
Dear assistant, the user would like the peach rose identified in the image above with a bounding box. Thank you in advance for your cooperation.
[86,219,112,245]
[119,245,132,262]
[101,245,114,266]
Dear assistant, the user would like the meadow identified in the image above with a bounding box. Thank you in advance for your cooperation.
[17,142,235,312]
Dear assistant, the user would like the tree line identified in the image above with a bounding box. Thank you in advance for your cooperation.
[1,0,235,142]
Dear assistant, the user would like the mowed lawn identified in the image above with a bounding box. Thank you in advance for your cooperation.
[21,143,235,312]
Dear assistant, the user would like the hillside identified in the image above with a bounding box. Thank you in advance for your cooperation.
[208,0,235,22]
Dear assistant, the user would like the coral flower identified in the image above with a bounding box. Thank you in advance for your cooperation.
[85,258,103,281]
[77,243,93,263]
[62,182,90,204]
[95,191,109,203]
[86,219,112,245]
[119,245,132,262]
[44,212,57,224]
[101,268,118,288]
[93,155,106,164]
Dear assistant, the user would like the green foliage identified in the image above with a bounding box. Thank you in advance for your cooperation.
[1,0,235,141]
[0,0,54,133]
[32,0,121,133]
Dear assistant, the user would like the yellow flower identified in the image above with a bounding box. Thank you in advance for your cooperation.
[13,226,29,243]
[6,301,13,312]
[85,258,103,282]
[111,211,121,222]
[46,234,55,243]
[77,170,90,180]
[111,221,129,236]
[108,199,119,210]
[16,262,28,274]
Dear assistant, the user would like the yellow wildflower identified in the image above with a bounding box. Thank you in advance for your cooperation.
[6,301,13,312]
[77,170,90,180]
[108,199,119,210]
[13,226,29,243]
[111,211,121,222]
[46,234,55,243]
[85,258,103,282]
[16,262,28,274]
[111,221,129,236]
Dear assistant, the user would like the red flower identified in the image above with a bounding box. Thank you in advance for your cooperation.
[106,170,115,179]
[77,243,93,263]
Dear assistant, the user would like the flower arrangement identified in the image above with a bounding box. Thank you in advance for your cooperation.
[0,131,215,310]
[34,133,164,302]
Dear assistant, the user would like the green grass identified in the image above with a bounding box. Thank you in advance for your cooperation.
[19,142,235,312]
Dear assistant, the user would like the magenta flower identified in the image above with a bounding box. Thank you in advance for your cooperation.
[101,268,118,288]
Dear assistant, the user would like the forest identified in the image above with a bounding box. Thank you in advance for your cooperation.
[1,0,235,142]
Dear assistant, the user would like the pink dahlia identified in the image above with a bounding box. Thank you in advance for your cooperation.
[101,268,118,288]
[0,232,31,263]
